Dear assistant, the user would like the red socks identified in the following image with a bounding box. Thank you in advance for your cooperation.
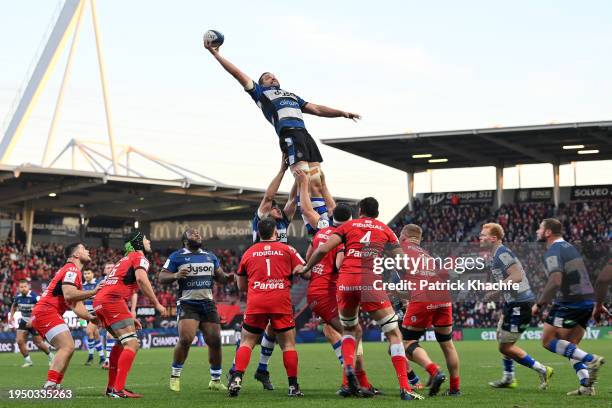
[114,347,136,391]
[356,370,371,389]
[426,363,439,377]
[282,350,298,378]
[391,356,411,391]
[47,370,62,384]
[235,346,252,373]
[107,344,124,390]
[450,376,460,392]
[341,336,356,368]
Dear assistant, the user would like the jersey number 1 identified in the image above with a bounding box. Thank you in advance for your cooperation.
[265,258,271,277]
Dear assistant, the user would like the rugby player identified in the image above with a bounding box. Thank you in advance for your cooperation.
[592,259,611,321]
[31,243,99,389]
[159,228,233,392]
[100,261,116,369]
[8,279,54,367]
[295,169,336,235]
[94,231,168,398]
[399,224,461,397]
[533,218,605,396]
[204,41,359,225]
[303,203,379,397]
[479,223,553,390]
[82,268,105,366]
[298,197,424,401]
[228,217,305,397]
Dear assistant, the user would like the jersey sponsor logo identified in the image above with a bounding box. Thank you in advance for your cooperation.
[251,250,284,257]
[63,271,77,284]
[545,255,560,271]
[253,280,287,290]
[181,263,215,275]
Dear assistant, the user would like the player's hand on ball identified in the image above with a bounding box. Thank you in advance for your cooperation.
[344,111,361,122]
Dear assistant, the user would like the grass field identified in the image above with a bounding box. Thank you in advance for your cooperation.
[1,340,610,407]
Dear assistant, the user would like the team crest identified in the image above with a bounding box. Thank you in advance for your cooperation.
[264,245,271,250]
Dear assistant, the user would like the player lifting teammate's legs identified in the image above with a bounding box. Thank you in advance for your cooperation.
[533,219,605,396]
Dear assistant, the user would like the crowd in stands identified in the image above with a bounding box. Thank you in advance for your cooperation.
[1,195,611,333]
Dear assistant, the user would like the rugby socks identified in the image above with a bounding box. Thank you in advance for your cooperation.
[516,354,547,374]
[341,335,356,368]
[356,369,372,389]
[571,358,590,386]
[332,340,343,365]
[257,333,275,373]
[235,346,252,374]
[210,365,222,381]
[87,338,95,356]
[425,362,439,377]
[107,344,124,390]
[546,339,594,363]
[450,376,460,392]
[503,356,515,380]
[171,362,183,378]
[44,370,62,388]
[106,337,115,359]
[389,343,411,391]
[408,369,421,386]
[283,350,299,384]
[114,347,136,391]
[95,340,104,357]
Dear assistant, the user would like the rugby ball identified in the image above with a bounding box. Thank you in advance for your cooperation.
[204,29,224,48]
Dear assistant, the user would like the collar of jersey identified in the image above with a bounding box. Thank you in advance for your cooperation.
[181,248,204,254]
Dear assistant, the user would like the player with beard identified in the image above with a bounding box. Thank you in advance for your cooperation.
[160,228,233,392]
[31,243,99,389]
[94,231,168,398]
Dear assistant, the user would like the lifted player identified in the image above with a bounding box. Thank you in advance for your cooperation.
[204,40,359,221]
[479,223,553,390]
[299,198,424,401]
[398,224,460,397]
[160,228,233,392]
[94,231,168,398]
[228,218,305,397]
[533,218,605,396]
[295,169,336,235]
[31,243,99,389]
[9,279,54,367]
[82,268,105,366]
[303,203,379,397]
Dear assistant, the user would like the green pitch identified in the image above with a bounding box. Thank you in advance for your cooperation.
[1,340,610,407]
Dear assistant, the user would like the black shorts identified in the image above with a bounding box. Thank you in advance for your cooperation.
[279,127,324,165]
[500,302,533,333]
[177,300,220,324]
[17,319,39,336]
[545,303,593,329]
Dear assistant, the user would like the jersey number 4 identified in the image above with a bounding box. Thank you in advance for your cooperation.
[360,231,371,244]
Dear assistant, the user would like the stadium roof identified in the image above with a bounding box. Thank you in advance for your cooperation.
[0,164,291,221]
[321,121,612,172]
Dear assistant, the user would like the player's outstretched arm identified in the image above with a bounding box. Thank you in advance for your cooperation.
[214,266,233,284]
[259,156,288,216]
[204,45,253,89]
[320,170,336,214]
[135,269,168,317]
[301,234,342,273]
[302,103,360,121]
[62,284,98,303]
[295,169,320,228]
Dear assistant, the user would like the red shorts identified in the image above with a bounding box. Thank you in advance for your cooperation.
[403,302,453,328]
[93,299,133,330]
[31,310,68,341]
[308,291,339,324]
[243,313,295,334]
[336,273,391,313]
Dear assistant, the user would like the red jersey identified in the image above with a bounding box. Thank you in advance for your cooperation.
[237,241,305,315]
[34,262,83,315]
[333,217,400,275]
[402,241,451,302]
[97,251,150,302]
[307,226,344,297]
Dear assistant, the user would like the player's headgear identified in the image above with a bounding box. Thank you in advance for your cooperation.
[359,197,379,218]
[124,230,145,254]
[64,242,82,259]
[258,217,277,240]
[332,203,352,225]
[182,228,202,250]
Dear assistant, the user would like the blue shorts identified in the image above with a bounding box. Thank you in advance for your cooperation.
[545,303,593,329]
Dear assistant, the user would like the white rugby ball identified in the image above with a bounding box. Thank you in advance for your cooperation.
[204,29,224,48]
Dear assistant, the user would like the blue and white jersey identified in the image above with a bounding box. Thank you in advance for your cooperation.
[297,196,330,235]
[543,239,594,305]
[490,245,535,303]
[83,279,98,312]
[13,291,39,323]
[163,248,220,303]
[246,83,308,136]
[252,210,291,243]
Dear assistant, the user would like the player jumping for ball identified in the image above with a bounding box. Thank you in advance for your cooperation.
[204,39,359,221]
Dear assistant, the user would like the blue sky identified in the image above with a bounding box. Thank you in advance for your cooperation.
[1,0,611,221]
